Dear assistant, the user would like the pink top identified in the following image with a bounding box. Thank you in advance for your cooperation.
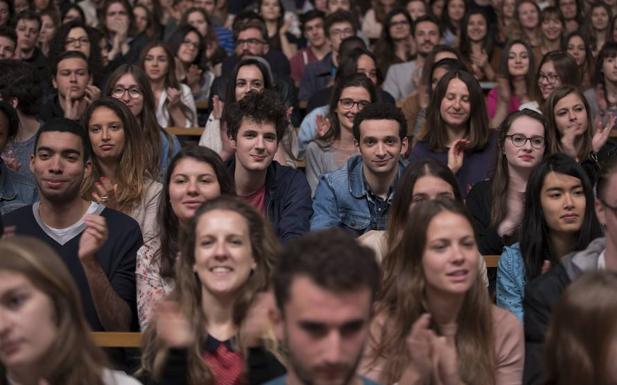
[486,88,523,119]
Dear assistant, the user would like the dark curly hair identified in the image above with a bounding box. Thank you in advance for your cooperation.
[224,89,288,143]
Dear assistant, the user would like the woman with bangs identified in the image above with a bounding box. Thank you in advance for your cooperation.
[584,2,612,57]
[139,41,197,129]
[104,64,182,178]
[546,85,617,184]
[519,51,579,113]
[459,9,497,81]
[467,110,549,256]
[362,198,523,385]
[81,97,163,246]
[304,74,377,194]
[139,196,284,385]
[410,69,497,197]
[563,31,595,89]
[0,237,143,385]
[496,153,602,320]
[488,39,535,128]
[584,42,617,122]
[538,7,565,57]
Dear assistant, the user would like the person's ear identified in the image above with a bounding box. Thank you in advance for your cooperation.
[596,197,607,227]
[83,158,93,179]
[401,136,409,154]
[52,76,58,90]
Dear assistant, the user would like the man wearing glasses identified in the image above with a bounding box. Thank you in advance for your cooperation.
[523,157,617,385]
[311,103,408,235]
[299,10,356,106]
[40,51,100,122]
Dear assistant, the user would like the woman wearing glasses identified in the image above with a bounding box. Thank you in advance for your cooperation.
[496,153,602,320]
[409,69,496,197]
[104,64,181,178]
[304,74,377,194]
[466,110,549,256]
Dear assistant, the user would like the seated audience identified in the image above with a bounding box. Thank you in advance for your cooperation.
[524,157,617,384]
[82,97,162,244]
[3,118,143,331]
[305,74,376,193]
[0,26,16,59]
[409,69,498,197]
[544,85,617,184]
[136,145,234,329]
[138,196,284,385]
[537,7,564,58]
[289,10,329,87]
[139,41,197,128]
[0,100,37,215]
[584,42,617,121]
[458,9,498,82]
[467,110,548,256]
[543,271,617,385]
[0,236,142,385]
[311,103,408,235]
[104,64,181,177]
[496,153,602,320]
[225,89,312,241]
[362,198,524,385]
[372,9,413,78]
[102,0,150,72]
[562,31,594,89]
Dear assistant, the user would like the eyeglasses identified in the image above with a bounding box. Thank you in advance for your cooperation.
[600,197,617,215]
[111,86,142,98]
[237,38,265,47]
[538,72,559,84]
[505,133,545,149]
[66,37,90,46]
[182,39,199,49]
[338,98,370,110]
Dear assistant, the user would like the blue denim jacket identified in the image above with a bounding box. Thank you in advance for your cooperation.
[0,161,38,215]
[496,243,526,320]
[311,155,406,236]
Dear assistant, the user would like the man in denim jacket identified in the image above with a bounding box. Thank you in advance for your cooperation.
[311,103,408,236]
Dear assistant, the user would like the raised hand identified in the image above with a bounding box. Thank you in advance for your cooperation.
[406,314,437,382]
[155,300,195,348]
[167,87,182,108]
[315,114,331,137]
[496,75,511,104]
[78,214,108,260]
[84,85,101,106]
[211,94,224,120]
[91,176,118,209]
[592,113,616,153]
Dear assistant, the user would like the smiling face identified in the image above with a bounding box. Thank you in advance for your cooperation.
[538,61,561,100]
[177,31,200,64]
[439,77,471,129]
[87,106,126,163]
[143,46,169,82]
[540,171,586,236]
[336,86,372,131]
[193,209,256,301]
[169,158,222,223]
[231,118,278,173]
[422,211,479,297]
[467,13,487,42]
[541,15,563,41]
[554,92,588,139]
[518,2,539,29]
[507,43,530,77]
[504,115,545,170]
[0,272,57,373]
[356,119,407,179]
[235,64,265,101]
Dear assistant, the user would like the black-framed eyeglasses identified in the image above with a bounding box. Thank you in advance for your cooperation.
[338,98,370,110]
[505,134,545,149]
[600,198,617,215]
[111,86,142,98]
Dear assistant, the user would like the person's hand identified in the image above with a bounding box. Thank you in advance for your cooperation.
[496,75,511,104]
[63,92,82,120]
[240,291,276,347]
[91,176,118,209]
[411,63,424,89]
[470,49,489,69]
[559,127,580,159]
[154,300,195,348]
[406,314,436,382]
[211,94,224,120]
[315,114,331,137]
[447,138,469,174]
[84,85,101,105]
[432,335,462,385]
[186,65,203,88]
[2,149,20,171]
[592,113,616,153]
[167,87,182,108]
[280,14,292,35]
[78,214,108,260]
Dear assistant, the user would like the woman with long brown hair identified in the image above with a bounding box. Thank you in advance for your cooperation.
[362,198,523,385]
[139,196,283,385]
[0,236,142,385]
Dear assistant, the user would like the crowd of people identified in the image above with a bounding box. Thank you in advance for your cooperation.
[1,0,617,384]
